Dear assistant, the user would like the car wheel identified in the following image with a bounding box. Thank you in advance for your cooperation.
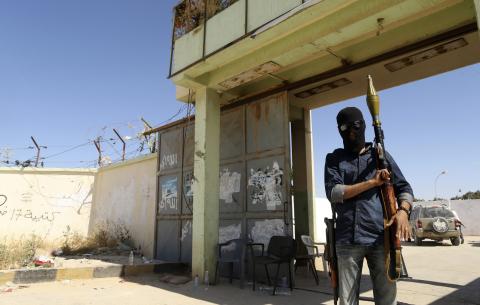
[451,237,460,246]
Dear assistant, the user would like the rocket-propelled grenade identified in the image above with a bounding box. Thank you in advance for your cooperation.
[366,75,388,170]
[365,75,402,282]
[367,75,380,125]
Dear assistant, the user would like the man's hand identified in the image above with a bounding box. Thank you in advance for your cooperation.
[386,210,411,241]
[343,169,392,200]
[371,169,390,187]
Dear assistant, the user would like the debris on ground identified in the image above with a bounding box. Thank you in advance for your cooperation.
[0,282,29,294]
[52,249,63,256]
[33,255,54,267]
[158,273,191,285]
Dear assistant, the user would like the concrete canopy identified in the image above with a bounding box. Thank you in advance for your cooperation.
[171,0,479,108]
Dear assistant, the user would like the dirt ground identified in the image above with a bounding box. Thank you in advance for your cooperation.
[1,237,479,305]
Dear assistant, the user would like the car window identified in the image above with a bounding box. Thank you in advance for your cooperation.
[421,207,454,218]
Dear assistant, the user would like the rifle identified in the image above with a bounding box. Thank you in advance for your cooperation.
[366,75,402,281]
[324,216,338,305]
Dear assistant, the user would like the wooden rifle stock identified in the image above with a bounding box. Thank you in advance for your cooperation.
[324,217,339,305]
[366,75,402,282]
[377,145,402,281]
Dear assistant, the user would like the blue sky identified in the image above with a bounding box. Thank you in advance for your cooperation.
[0,0,478,200]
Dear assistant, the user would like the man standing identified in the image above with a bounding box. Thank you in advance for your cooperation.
[324,106,414,305]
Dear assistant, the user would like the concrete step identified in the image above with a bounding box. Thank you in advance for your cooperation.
[0,262,187,285]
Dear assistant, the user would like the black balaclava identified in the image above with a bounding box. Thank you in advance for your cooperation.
[336,107,366,154]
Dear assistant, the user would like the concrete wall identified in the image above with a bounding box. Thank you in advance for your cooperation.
[90,154,157,258]
[314,198,480,242]
[0,167,96,245]
[314,197,332,243]
[417,200,480,236]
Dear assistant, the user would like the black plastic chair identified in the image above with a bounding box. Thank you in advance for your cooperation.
[248,235,296,295]
[214,238,247,288]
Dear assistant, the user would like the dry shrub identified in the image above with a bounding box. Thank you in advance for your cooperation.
[0,235,44,270]
[174,0,238,39]
[61,222,132,255]
[61,226,93,255]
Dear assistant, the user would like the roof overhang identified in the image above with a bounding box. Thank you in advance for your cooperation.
[171,0,480,109]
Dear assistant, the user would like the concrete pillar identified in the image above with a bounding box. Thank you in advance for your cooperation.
[291,118,310,247]
[475,1,480,39]
[291,109,316,245]
[304,109,316,242]
[191,87,221,280]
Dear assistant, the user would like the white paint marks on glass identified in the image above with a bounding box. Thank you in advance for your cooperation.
[181,220,192,241]
[160,177,178,210]
[248,161,283,210]
[250,219,284,247]
[219,168,241,204]
[160,153,178,170]
[219,223,241,244]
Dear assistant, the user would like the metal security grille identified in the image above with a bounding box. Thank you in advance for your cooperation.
[155,92,292,263]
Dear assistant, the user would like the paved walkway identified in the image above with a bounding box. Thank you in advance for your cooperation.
[1,237,479,305]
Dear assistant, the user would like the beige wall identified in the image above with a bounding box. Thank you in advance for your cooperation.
[0,167,96,245]
[90,154,157,258]
[0,154,158,258]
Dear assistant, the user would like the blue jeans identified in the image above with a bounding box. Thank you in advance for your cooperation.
[336,244,396,305]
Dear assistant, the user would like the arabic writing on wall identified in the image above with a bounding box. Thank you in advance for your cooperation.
[160,153,178,170]
[159,177,178,210]
[0,194,60,223]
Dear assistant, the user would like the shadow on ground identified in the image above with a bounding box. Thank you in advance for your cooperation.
[401,240,455,247]
[468,240,480,247]
[121,267,415,305]
[426,277,480,305]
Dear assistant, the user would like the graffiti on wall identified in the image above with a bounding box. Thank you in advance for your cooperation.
[184,171,194,199]
[20,192,33,203]
[181,220,192,242]
[159,177,178,210]
[52,182,93,214]
[160,153,178,170]
[219,223,241,244]
[182,172,194,213]
[249,219,284,247]
[0,194,60,223]
[248,161,283,210]
[219,168,241,204]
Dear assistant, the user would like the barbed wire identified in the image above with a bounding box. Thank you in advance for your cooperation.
[0,104,189,168]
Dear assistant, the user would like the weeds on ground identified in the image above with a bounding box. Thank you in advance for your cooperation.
[0,234,44,270]
[61,221,132,255]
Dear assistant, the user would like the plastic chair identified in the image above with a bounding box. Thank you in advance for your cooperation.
[248,235,296,295]
[296,235,327,285]
[214,238,247,288]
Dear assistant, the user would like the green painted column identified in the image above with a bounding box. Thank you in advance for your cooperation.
[191,87,221,281]
[474,0,480,38]
[291,118,310,249]
[304,109,316,242]
[291,109,316,252]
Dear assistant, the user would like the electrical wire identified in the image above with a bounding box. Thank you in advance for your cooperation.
[41,141,93,160]
[0,146,33,151]
[1,113,173,168]
[180,89,194,214]
[154,103,188,126]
